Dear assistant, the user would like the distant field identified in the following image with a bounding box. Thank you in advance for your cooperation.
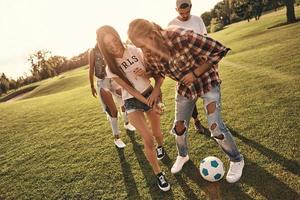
[0,7,299,199]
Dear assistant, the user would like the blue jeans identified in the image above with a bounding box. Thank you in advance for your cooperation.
[171,85,243,162]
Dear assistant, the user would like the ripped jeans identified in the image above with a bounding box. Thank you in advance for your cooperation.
[171,85,243,162]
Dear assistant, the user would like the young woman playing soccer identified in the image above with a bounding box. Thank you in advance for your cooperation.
[96,25,170,191]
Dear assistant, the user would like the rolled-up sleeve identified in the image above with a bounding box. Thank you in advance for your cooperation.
[182,30,231,65]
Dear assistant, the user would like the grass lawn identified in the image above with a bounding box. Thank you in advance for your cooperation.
[0,7,299,200]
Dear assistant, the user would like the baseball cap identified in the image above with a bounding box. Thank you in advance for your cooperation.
[176,0,192,8]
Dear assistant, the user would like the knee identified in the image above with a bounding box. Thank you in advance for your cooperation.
[206,102,216,115]
[206,102,225,140]
[210,122,224,140]
[174,121,186,136]
[153,131,163,139]
[106,107,118,118]
[143,137,155,149]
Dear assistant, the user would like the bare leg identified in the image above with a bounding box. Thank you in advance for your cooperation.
[128,111,161,174]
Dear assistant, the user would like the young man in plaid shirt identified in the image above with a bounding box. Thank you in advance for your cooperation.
[128,19,245,183]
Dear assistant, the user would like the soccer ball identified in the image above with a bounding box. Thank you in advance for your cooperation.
[199,156,225,182]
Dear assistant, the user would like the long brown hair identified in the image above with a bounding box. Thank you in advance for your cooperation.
[96,25,133,87]
[128,19,170,60]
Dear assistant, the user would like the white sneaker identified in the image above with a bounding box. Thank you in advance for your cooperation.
[114,139,126,148]
[171,155,189,174]
[124,123,136,131]
[226,159,245,183]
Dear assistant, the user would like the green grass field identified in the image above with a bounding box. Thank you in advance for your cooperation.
[1,7,299,200]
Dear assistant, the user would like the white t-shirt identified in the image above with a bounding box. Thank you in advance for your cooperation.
[168,15,207,35]
[106,45,151,100]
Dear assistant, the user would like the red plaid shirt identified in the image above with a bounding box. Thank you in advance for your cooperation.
[144,27,230,99]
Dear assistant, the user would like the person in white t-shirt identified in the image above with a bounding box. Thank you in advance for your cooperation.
[96,25,170,192]
[168,0,207,134]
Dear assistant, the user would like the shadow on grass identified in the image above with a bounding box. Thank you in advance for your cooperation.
[162,154,252,200]
[228,127,299,199]
[242,158,299,199]
[116,148,141,200]
[126,130,174,200]
[267,18,300,29]
[228,127,300,176]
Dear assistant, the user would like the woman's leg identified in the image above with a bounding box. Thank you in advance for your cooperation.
[128,111,161,174]
[146,109,163,146]
[99,88,120,139]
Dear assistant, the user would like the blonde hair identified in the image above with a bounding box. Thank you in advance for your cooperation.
[128,19,169,60]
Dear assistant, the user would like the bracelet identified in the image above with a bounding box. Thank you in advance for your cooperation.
[191,70,197,78]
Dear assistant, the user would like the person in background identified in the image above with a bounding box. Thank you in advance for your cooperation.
[168,0,207,134]
[88,44,135,149]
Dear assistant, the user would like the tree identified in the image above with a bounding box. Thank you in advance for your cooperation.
[211,1,231,25]
[28,49,58,80]
[253,0,263,20]
[201,11,213,26]
[9,79,17,90]
[16,76,25,88]
[284,0,297,23]
[47,55,67,75]
[0,73,10,96]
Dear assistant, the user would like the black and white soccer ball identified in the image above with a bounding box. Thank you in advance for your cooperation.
[200,156,225,182]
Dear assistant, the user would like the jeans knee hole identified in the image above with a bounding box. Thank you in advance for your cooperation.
[206,102,216,115]
[175,121,186,136]
[210,123,224,140]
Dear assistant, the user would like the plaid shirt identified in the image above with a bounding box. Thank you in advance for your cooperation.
[144,27,230,99]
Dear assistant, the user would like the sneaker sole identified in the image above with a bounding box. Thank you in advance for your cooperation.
[226,175,242,183]
[115,144,126,148]
[158,184,170,192]
[157,154,165,161]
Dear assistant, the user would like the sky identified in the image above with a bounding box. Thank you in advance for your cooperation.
[0,0,221,79]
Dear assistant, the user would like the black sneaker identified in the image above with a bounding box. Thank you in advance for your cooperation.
[156,146,165,160]
[194,120,205,134]
[156,172,170,191]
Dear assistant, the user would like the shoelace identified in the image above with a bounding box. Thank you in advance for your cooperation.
[158,175,166,185]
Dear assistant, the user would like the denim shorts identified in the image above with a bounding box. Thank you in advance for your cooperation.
[124,87,153,114]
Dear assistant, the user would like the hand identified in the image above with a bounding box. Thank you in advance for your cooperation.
[180,72,196,86]
[153,103,165,115]
[133,68,146,76]
[147,88,161,106]
[91,86,97,98]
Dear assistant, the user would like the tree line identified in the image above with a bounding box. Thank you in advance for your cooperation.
[1,0,298,97]
[201,0,298,33]
[0,50,88,96]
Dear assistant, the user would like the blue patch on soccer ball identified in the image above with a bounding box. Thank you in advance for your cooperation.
[214,173,221,180]
[202,168,209,176]
[211,160,219,168]
[201,160,205,163]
